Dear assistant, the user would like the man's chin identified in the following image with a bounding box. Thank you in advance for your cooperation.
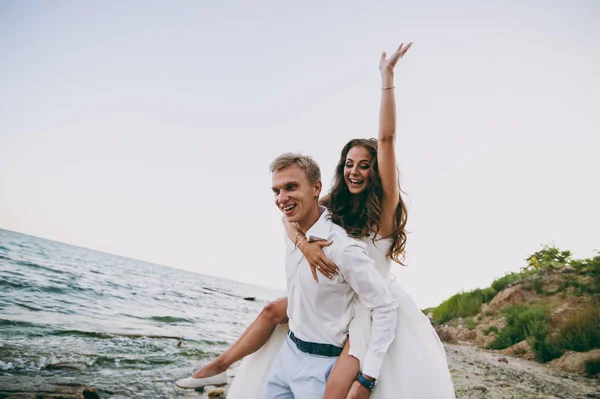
[285,214,300,224]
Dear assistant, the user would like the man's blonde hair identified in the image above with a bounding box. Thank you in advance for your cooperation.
[269,153,321,184]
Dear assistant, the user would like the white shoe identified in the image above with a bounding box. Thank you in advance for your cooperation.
[175,372,228,388]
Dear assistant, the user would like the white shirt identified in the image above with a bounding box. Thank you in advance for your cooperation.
[285,206,398,378]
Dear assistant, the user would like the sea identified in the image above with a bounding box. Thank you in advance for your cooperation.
[0,228,283,398]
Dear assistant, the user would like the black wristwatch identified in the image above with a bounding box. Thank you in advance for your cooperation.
[356,372,377,391]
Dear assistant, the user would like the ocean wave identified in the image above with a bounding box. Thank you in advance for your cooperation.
[0,353,97,372]
[13,259,67,274]
[119,313,195,324]
[52,329,185,341]
[94,355,178,368]
[53,329,115,339]
[0,318,48,329]
[15,301,43,312]
[148,316,194,324]
[1,275,106,299]
[0,278,30,290]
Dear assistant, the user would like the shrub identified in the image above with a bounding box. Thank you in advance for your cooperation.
[557,306,600,353]
[571,253,600,295]
[585,358,600,375]
[530,305,600,363]
[524,244,572,272]
[533,279,545,295]
[465,318,477,330]
[489,305,551,350]
[432,287,497,325]
[528,320,563,363]
[492,272,521,292]
[483,326,499,336]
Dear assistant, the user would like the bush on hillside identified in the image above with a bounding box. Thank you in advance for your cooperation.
[524,244,572,272]
[571,253,600,295]
[491,272,521,292]
[558,305,600,353]
[488,305,551,350]
[432,287,496,325]
[483,326,499,336]
[529,305,600,363]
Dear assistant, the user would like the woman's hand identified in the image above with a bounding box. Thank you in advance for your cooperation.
[379,42,412,77]
[298,239,339,282]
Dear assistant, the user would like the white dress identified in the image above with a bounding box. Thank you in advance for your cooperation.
[227,236,456,398]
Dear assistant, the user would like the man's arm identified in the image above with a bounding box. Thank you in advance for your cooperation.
[340,243,399,379]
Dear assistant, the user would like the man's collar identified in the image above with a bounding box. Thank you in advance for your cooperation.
[305,205,332,242]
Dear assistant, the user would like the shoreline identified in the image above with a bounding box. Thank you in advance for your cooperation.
[2,343,599,398]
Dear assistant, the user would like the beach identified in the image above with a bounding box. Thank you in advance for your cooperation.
[1,228,598,399]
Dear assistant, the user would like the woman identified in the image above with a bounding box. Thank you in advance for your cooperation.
[177,42,456,398]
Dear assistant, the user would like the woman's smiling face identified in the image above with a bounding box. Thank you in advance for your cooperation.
[343,145,373,195]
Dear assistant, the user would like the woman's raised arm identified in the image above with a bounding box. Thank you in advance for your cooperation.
[376,42,412,236]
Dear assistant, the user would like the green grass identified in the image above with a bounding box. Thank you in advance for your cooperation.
[465,318,477,330]
[483,326,499,336]
[557,306,600,352]
[533,279,545,295]
[502,304,600,363]
[491,272,521,292]
[432,287,496,325]
[488,305,551,350]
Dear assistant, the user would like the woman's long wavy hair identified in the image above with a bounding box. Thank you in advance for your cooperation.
[325,138,408,264]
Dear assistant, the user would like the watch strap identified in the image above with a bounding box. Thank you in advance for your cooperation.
[356,372,376,391]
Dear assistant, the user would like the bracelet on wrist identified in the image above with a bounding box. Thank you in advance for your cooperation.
[296,235,306,248]
[293,231,300,246]
[382,85,395,90]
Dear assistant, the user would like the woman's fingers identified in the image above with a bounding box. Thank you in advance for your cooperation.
[319,258,339,274]
[316,259,338,279]
[310,264,319,283]
[316,240,333,248]
[310,261,335,280]
[387,42,413,65]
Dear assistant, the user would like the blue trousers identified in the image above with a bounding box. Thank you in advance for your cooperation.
[261,335,337,398]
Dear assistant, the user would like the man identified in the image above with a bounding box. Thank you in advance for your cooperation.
[263,153,398,398]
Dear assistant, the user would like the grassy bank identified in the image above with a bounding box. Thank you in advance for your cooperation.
[431,244,600,367]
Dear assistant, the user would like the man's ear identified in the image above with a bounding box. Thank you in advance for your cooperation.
[314,180,322,197]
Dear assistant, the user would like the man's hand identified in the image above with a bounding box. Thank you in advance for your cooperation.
[346,380,371,399]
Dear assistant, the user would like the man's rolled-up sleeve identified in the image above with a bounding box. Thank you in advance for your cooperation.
[340,243,399,379]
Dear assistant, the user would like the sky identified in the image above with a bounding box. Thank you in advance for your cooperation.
[1,1,599,308]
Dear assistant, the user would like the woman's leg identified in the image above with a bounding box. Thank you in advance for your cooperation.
[191,297,288,378]
[323,339,360,399]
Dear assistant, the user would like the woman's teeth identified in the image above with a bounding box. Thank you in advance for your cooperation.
[350,179,363,184]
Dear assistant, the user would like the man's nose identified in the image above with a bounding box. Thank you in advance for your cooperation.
[278,191,289,203]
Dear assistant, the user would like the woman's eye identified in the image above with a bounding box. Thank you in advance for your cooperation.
[345,163,353,168]
[360,164,370,170]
